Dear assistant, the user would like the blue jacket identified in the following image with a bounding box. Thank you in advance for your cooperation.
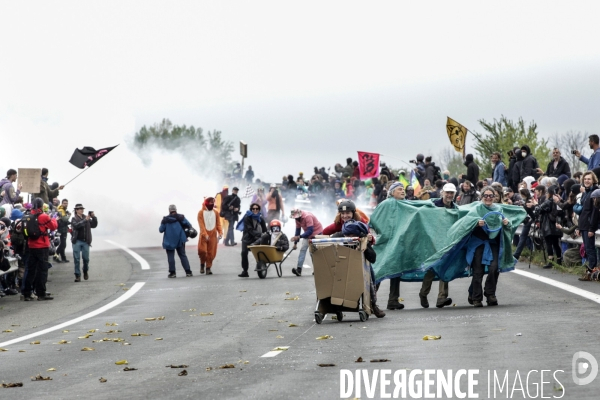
[159,213,191,250]
[492,161,507,186]
[580,148,600,170]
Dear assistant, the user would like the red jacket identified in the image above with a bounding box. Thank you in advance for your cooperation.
[27,209,58,249]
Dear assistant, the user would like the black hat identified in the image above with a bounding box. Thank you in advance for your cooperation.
[74,203,85,210]
[571,184,581,195]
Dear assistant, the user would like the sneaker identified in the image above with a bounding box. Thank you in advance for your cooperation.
[23,295,36,301]
[372,304,386,318]
[473,301,483,307]
[292,268,302,277]
[486,295,498,306]
[84,271,89,280]
[200,264,205,274]
[168,273,176,278]
[238,271,249,278]
[436,298,452,308]
[419,295,429,309]
[74,275,81,282]
[38,296,54,301]
[186,272,193,277]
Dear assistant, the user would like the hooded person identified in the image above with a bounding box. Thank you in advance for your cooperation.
[519,145,538,181]
[460,154,480,185]
[197,196,223,275]
[522,176,537,191]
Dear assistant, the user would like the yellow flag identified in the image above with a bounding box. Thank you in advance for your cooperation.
[446,117,467,153]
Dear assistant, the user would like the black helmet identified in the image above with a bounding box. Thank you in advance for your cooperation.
[337,200,356,213]
[416,154,424,162]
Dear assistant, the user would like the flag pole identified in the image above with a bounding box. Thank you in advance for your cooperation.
[63,167,91,187]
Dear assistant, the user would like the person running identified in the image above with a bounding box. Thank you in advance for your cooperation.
[238,203,268,278]
[289,208,323,277]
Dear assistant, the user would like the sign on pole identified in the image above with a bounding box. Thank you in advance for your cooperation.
[18,168,42,193]
[240,141,248,158]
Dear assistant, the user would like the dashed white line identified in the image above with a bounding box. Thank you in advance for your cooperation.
[0,282,146,347]
[512,269,600,304]
[105,240,151,270]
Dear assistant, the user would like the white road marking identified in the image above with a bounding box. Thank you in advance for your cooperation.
[0,282,145,347]
[105,240,151,270]
[512,269,600,304]
[261,346,290,358]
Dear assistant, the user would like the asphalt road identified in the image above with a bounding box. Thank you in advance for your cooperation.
[1,239,600,399]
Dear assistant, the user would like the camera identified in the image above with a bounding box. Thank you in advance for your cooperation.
[572,150,578,155]
[408,160,416,164]
[507,150,514,157]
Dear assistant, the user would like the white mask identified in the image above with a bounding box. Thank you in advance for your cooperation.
[521,151,527,158]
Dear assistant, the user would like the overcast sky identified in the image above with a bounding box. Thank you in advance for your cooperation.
[1,1,599,245]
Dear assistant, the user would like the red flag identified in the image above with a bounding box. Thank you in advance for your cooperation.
[357,151,380,180]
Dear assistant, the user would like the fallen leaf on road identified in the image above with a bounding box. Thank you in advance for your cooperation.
[453,304,456,307]
[268,329,278,332]
[78,334,92,339]
[2,382,23,387]
[47,368,56,371]
[238,360,249,364]
[355,357,364,363]
[218,364,235,369]
[200,312,214,316]
[18,350,25,352]
[285,296,300,300]
[55,340,71,344]
[30,341,40,345]
[285,292,290,295]
[130,333,151,336]
[318,364,336,367]
[155,338,163,341]
[3,329,14,333]
[272,346,289,351]
[422,335,441,340]
[316,335,333,340]
[88,329,99,333]
[112,338,125,342]
[99,377,107,383]
[118,283,125,286]
[81,347,95,351]
[178,370,188,376]
[62,330,69,333]
[11,324,20,327]
[144,318,156,321]
[239,290,247,292]
[166,365,188,368]
[399,298,404,302]
[123,367,138,371]
[288,323,298,327]
[370,359,391,363]
[0,348,8,352]
[31,374,52,381]
[157,316,165,320]
[104,330,122,334]
[115,360,128,365]
[105,322,118,326]
[123,288,129,291]
[206,367,213,371]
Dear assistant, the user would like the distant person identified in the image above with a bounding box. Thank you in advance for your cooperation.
[0,169,22,206]
[54,199,71,264]
[32,168,64,205]
[71,203,98,282]
[197,197,222,275]
[222,187,241,246]
[459,154,479,185]
[289,208,323,277]
[159,204,193,278]
[244,166,254,183]
[575,134,600,171]
[542,148,571,178]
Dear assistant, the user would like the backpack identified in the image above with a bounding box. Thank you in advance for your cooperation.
[22,213,44,239]
[433,165,443,182]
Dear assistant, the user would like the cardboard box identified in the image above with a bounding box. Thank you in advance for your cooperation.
[310,238,372,314]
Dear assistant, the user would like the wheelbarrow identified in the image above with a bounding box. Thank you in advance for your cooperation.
[248,245,295,279]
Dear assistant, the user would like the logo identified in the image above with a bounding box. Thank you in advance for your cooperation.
[572,351,598,386]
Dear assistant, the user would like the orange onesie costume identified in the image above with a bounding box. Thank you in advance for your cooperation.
[197,197,223,274]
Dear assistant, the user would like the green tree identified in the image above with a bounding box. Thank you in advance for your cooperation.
[470,116,551,178]
[131,119,234,176]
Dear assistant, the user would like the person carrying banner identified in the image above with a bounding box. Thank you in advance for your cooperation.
[419,183,457,308]
[197,197,222,275]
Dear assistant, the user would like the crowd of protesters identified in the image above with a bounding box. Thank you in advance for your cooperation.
[0,168,97,301]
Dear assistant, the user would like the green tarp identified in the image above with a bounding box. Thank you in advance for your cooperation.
[369,199,527,283]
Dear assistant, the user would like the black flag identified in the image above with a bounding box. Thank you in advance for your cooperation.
[69,145,118,169]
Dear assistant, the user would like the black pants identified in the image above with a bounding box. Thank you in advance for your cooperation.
[225,220,236,245]
[470,243,499,302]
[24,248,49,297]
[388,277,400,305]
[545,235,562,258]
[57,232,68,260]
[241,242,250,272]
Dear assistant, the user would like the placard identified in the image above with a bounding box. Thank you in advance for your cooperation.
[17,168,42,193]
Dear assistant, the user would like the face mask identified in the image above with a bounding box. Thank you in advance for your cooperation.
[521,151,527,158]
[443,174,449,180]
